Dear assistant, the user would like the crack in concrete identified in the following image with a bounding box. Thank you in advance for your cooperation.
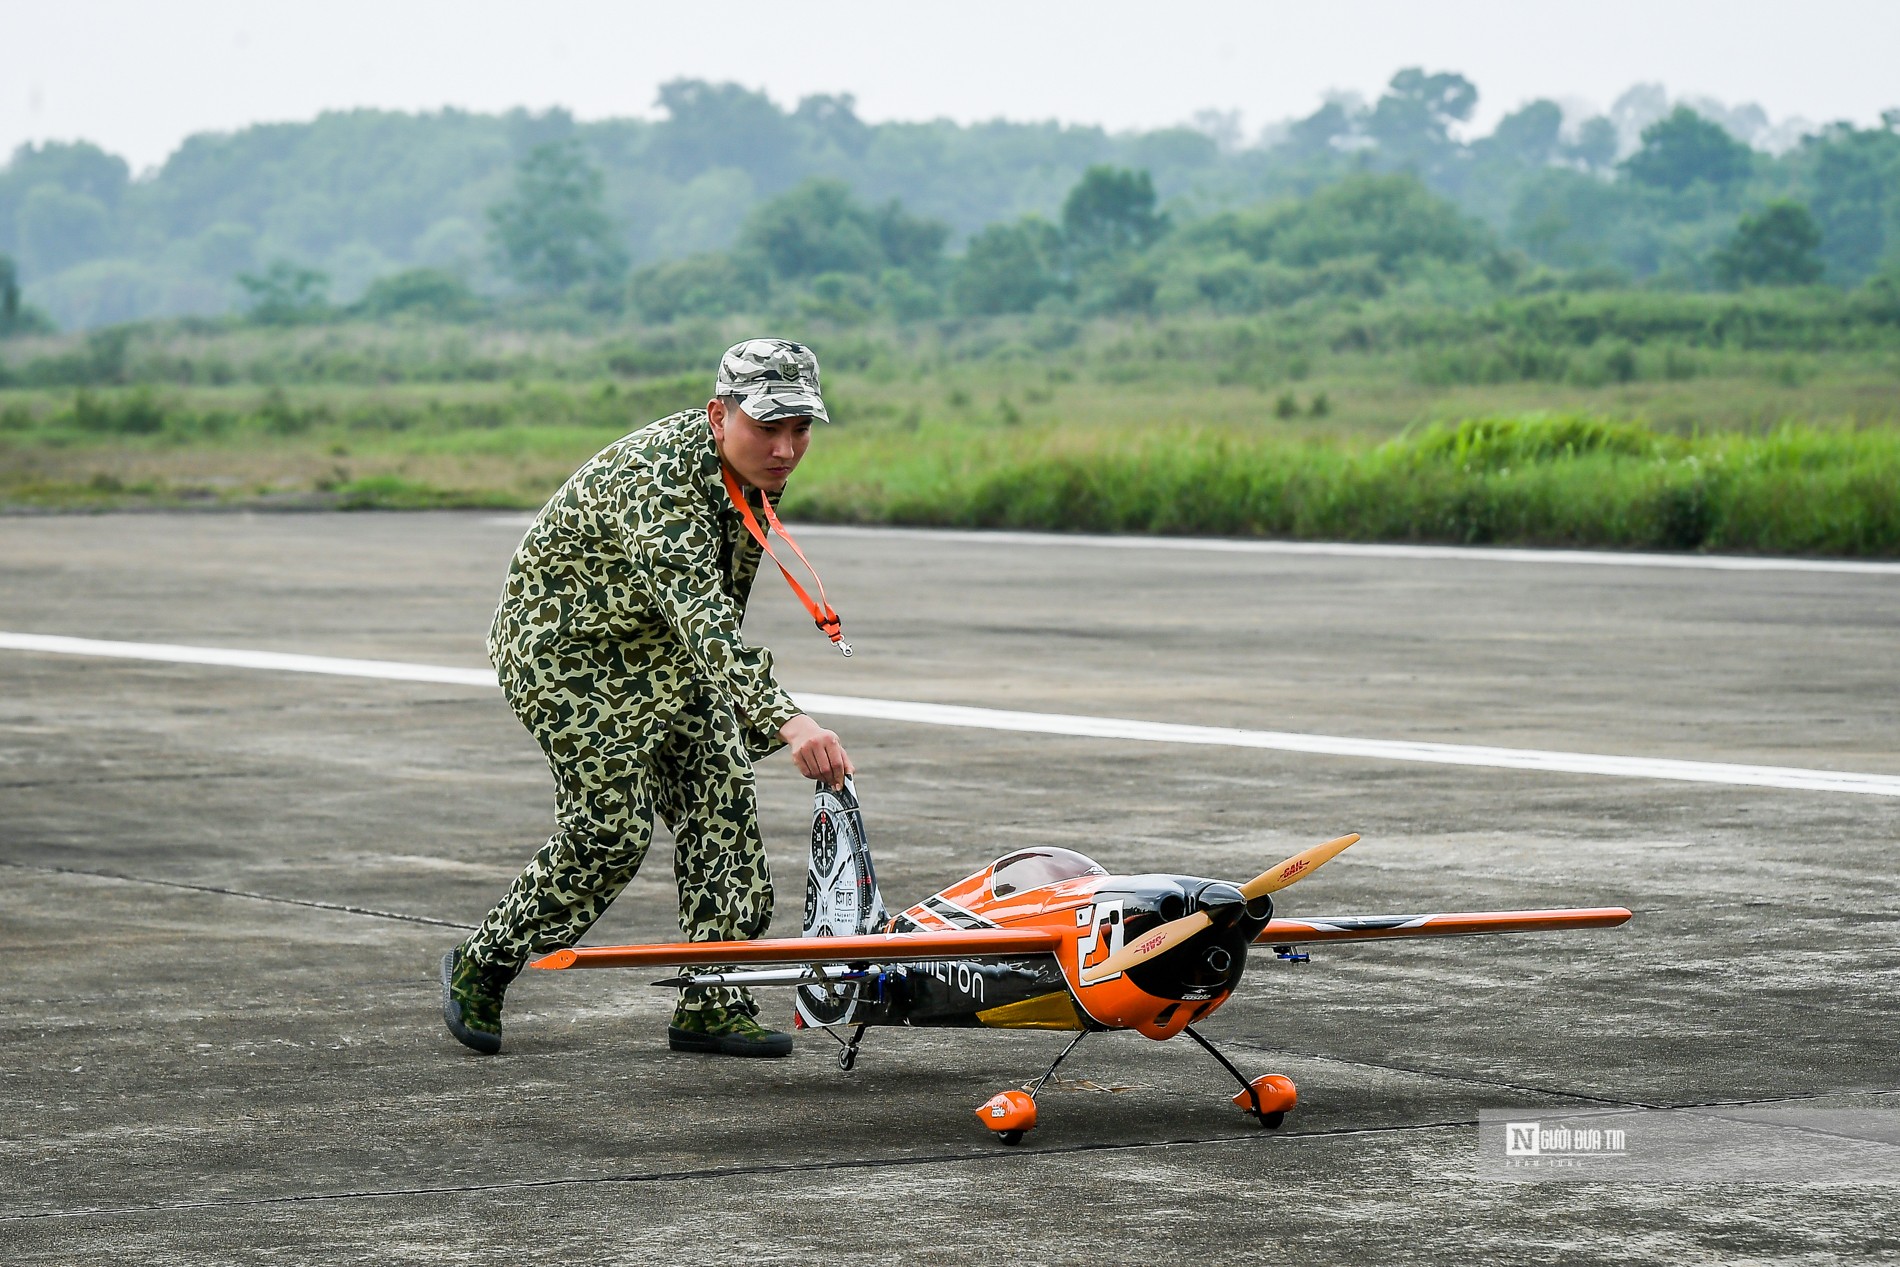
[7,1086,1895,1225]
[0,1117,1475,1224]
[1231,1041,1900,1115]
[1228,1040,1658,1107]
[0,861,475,931]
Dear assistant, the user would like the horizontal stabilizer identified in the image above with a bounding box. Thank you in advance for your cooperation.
[533,927,1062,971]
[1257,907,1631,945]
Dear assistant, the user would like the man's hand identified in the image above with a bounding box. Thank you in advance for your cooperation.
[779,714,853,789]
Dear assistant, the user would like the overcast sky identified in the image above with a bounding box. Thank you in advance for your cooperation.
[7,0,1898,172]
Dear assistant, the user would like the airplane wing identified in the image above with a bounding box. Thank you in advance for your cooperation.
[532,928,1063,972]
[1257,906,1631,945]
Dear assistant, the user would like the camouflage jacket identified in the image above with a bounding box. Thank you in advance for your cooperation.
[487,408,801,759]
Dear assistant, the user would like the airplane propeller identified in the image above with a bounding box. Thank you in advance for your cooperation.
[1087,834,1360,981]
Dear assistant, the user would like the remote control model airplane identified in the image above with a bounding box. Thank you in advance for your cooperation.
[533,781,1630,1144]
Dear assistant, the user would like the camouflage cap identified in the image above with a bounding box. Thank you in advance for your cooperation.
[715,338,830,424]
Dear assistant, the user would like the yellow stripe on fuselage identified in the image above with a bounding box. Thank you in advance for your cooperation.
[976,991,1087,1031]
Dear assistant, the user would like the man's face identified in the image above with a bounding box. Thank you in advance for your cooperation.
[708,398,812,496]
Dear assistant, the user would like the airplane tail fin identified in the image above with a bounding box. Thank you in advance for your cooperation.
[795,776,888,1028]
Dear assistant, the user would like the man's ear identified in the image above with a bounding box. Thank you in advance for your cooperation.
[706,397,726,443]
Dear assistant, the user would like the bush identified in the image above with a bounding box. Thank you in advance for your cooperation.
[0,252,57,338]
[628,254,759,323]
[1273,175,1491,270]
[1713,203,1825,288]
[66,386,167,434]
[1397,415,1663,470]
[953,219,1065,315]
[352,268,485,320]
[238,261,332,326]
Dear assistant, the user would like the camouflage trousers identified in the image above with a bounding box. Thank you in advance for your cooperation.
[466,646,774,1016]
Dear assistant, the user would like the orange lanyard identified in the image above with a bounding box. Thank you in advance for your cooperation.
[721,465,851,657]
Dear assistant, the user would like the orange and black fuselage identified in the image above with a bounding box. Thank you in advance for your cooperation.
[832,865,1265,1039]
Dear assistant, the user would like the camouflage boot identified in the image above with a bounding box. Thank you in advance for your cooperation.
[440,944,512,1055]
[668,1000,793,1058]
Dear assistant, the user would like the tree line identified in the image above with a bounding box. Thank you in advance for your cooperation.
[1,70,1898,331]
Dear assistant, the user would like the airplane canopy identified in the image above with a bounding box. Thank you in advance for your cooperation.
[989,848,1107,898]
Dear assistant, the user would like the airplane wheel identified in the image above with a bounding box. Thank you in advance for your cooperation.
[1259,1111,1285,1129]
[837,1048,857,1072]
[976,1090,1037,1143]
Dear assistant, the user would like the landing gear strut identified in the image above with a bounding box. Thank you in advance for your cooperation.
[976,1029,1091,1145]
[1183,1025,1297,1128]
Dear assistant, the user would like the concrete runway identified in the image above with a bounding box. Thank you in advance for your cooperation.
[2,511,1896,1265]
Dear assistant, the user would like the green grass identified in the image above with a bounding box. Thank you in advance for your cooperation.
[3,384,1894,554]
[782,415,1900,556]
[4,303,1899,555]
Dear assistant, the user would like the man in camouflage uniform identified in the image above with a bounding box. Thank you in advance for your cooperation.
[441,338,853,1059]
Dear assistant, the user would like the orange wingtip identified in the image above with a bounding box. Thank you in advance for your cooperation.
[1256,907,1632,944]
[530,928,1063,971]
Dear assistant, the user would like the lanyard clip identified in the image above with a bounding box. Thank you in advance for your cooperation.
[816,615,852,657]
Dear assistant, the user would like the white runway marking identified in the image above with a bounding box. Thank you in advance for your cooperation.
[5,631,1897,798]
[790,525,1900,577]
[485,515,1900,576]
[0,632,497,687]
